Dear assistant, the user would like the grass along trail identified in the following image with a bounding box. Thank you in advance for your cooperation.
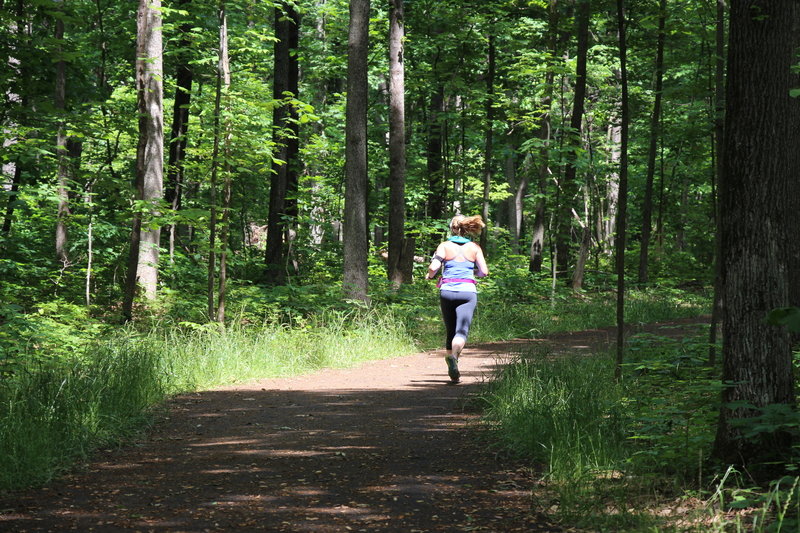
[0,340,560,532]
[0,317,708,532]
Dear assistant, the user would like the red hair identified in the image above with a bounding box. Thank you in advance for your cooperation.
[450,215,485,237]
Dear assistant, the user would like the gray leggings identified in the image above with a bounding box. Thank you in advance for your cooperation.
[439,290,478,350]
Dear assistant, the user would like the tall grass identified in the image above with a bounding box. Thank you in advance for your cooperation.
[0,309,415,491]
[478,347,627,481]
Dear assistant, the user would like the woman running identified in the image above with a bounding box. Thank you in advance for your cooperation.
[425,215,489,383]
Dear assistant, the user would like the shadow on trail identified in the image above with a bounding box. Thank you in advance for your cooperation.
[0,354,555,532]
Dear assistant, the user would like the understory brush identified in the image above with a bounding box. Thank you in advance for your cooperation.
[0,310,414,491]
[478,325,800,531]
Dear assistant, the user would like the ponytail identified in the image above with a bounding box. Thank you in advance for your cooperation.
[450,215,485,237]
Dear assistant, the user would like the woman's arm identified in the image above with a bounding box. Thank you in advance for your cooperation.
[425,243,448,280]
[474,246,489,278]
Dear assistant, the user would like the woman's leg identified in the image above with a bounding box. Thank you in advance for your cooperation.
[439,293,458,351]
[439,291,477,382]
[451,292,477,357]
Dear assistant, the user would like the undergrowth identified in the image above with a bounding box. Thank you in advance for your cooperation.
[0,275,708,494]
[478,324,800,532]
[0,309,413,491]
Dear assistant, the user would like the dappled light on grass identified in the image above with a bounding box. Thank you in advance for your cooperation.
[0,349,544,531]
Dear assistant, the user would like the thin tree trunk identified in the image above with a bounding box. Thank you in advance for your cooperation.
[387,0,408,285]
[614,0,629,381]
[637,0,666,284]
[530,0,560,273]
[480,34,495,250]
[604,122,621,254]
[343,0,370,302]
[265,2,291,278]
[123,0,164,319]
[506,133,524,254]
[713,0,798,468]
[85,179,95,306]
[708,0,725,366]
[2,0,27,239]
[555,0,590,278]
[54,3,70,265]
[215,0,231,324]
[426,86,445,219]
[2,165,21,237]
[166,0,193,264]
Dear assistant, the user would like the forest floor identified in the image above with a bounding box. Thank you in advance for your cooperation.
[0,317,708,532]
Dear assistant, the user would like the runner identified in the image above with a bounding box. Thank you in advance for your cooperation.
[425,215,489,383]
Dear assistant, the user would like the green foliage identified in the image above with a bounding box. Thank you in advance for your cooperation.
[0,309,415,491]
[478,349,627,481]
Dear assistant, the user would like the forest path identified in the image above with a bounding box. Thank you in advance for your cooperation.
[0,317,707,532]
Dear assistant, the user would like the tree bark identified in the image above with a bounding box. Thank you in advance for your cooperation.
[614,0,629,381]
[123,0,164,319]
[54,3,70,265]
[637,0,666,284]
[529,0,559,273]
[426,85,445,220]
[555,0,590,278]
[506,132,524,254]
[713,0,798,468]
[480,34,495,250]
[215,1,231,324]
[165,0,193,264]
[708,0,725,366]
[2,0,27,239]
[387,0,409,285]
[265,2,291,278]
[343,0,370,302]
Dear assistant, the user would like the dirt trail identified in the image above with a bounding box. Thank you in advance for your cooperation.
[0,318,708,532]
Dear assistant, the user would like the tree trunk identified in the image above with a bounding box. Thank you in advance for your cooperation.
[123,0,164,319]
[215,1,231,324]
[426,85,445,220]
[165,0,193,264]
[343,0,370,302]
[529,0,559,273]
[555,0,590,278]
[2,0,27,239]
[604,122,621,254]
[54,4,70,265]
[713,0,798,468]
[506,133,524,254]
[708,0,725,366]
[480,34,495,250]
[265,2,291,278]
[387,0,408,285]
[637,0,666,284]
[614,0,629,381]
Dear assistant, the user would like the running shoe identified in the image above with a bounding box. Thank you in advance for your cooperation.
[445,355,460,383]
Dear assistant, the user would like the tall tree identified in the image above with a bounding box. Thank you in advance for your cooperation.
[215,0,232,324]
[708,0,725,366]
[387,0,409,285]
[265,1,292,277]
[265,1,300,280]
[479,33,495,250]
[614,0,629,381]
[637,0,667,284]
[122,0,164,320]
[529,0,560,273]
[54,1,69,265]
[425,85,445,219]
[2,0,27,238]
[165,0,193,263]
[555,0,590,279]
[343,0,370,301]
[713,0,799,467]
